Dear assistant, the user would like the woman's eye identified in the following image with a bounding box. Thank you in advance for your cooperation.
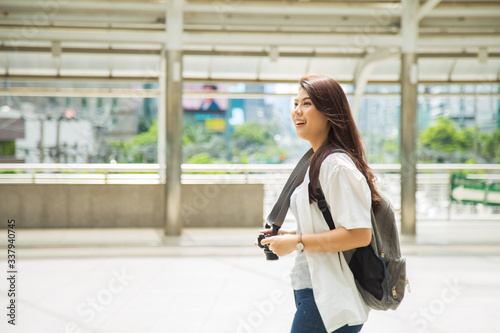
[304,102,311,106]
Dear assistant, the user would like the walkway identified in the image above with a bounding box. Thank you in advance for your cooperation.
[1,221,499,333]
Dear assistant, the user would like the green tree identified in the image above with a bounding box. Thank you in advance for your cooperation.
[130,121,157,147]
[459,127,474,152]
[109,122,158,163]
[420,117,475,163]
[231,121,285,163]
[183,124,226,163]
[232,122,274,153]
[127,121,158,163]
[479,130,500,163]
[421,117,462,153]
[112,121,289,164]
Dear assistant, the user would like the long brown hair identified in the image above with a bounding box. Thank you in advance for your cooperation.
[300,74,380,209]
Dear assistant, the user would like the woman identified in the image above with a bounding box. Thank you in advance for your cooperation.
[260,74,380,333]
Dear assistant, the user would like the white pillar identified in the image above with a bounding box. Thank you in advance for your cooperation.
[164,0,184,236]
[158,47,166,184]
[400,0,419,236]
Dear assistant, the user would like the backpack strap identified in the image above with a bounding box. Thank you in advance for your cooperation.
[266,148,314,234]
[316,187,335,230]
[316,184,346,266]
[314,148,346,231]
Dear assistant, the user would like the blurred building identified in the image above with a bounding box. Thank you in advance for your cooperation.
[0,106,25,163]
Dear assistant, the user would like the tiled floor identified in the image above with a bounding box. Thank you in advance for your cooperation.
[1,222,499,333]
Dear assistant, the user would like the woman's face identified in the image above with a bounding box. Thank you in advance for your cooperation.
[292,88,330,151]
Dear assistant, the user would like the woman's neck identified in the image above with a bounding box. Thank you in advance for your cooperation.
[310,137,328,152]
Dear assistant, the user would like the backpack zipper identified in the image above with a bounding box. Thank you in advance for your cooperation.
[380,251,391,301]
[392,278,411,299]
[392,286,397,299]
[392,266,410,299]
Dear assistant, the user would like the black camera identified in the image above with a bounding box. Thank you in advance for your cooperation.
[257,233,279,261]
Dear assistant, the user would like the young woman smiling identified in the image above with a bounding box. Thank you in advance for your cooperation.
[260,74,380,333]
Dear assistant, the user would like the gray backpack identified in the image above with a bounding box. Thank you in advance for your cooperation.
[316,185,408,310]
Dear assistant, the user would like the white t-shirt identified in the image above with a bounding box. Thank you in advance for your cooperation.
[289,153,372,332]
[290,184,313,290]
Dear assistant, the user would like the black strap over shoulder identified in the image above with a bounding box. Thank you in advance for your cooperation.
[266,148,314,234]
[315,147,347,231]
[314,147,350,226]
[316,185,344,265]
[316,187,336,231]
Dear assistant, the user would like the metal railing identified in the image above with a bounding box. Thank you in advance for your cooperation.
[0,162,498,182]
[1,163,499,220]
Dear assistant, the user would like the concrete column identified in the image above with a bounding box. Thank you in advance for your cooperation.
[400,53,418,236]
[39,118,44,163]
[164,0,184,236]
[158,48,166,184]
[164,50,183,236]
[55,115,62,163]
[400,0,419,236]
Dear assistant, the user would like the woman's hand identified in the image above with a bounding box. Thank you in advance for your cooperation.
[254,228,296,246]
[260,234,297,257]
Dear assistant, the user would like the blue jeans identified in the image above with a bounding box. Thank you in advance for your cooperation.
[291,289,363,333]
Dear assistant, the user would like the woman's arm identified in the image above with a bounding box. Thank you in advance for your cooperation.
[301,227,371,252]
[260,227,371,257]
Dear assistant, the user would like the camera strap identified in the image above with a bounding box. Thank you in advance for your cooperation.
[266,148,314,233]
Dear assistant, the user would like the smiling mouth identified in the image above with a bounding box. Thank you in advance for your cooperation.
[295,120,306,126]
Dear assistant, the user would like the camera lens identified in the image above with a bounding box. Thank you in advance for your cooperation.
[257,234,266,249]
[257,234,279,260]
[264,250,279,261]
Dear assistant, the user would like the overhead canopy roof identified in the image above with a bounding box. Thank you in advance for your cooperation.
[1,0,500,84]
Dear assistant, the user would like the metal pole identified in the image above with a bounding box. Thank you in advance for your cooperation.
[474,97,478,160]
[400,52,418,235]
[164,0,184,236]
[158,47,167,184]
[55,115,62,163]
[39,117,44,163]
[400,0,418,236]
[164,50,183,236]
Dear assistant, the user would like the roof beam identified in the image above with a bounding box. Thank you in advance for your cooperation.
[416,0,442,21]
[352,48,399,121]
[189,3,500,18]
[0,74,498,85]
[1,1,163,13]
[1,45,500,59]
[419,36,500,47]
[183,32,401,47]
[1,86,499,98]
[447,59,458,82]
[3,1,499,18]
[0,27,402,47]
[4,26,497,48]
[4,1,399,16]
[185,3,402,17]
[424,6,500,18]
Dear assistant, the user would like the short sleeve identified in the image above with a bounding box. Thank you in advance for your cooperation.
[318,154,372,230]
